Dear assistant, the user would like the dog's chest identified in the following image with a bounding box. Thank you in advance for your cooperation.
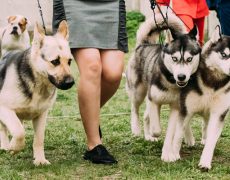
[149,85,179,104]
[15,90,57,120]
[186,86,230,114]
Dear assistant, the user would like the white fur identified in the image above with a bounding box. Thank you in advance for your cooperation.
[136,11,187,46]
[171,28,230,170]
[0,21,73,166]
[0,15,30,57]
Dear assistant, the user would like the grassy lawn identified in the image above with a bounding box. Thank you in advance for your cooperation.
[1,17,230,180]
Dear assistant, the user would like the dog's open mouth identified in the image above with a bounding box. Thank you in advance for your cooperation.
[176,81,188,88]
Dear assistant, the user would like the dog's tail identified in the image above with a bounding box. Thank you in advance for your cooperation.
[136,9,187,46]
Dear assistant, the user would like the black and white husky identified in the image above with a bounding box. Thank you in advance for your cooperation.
[0,20,74,165]
[126,13,201,161]
[171,27,230,170]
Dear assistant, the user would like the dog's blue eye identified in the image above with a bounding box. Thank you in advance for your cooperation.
[187,57,193,62]
[221,52,227,58]
[51,59,60,66]
[172,57,178,62]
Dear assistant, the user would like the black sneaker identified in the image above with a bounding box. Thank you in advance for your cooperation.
[83,144,118,164]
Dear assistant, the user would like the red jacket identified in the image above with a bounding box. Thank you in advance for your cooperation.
[156,0,209,18]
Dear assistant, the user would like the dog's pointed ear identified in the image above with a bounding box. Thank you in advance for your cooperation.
[170,28,180,40]
[211,25,222,43]
[56,20,69,40]
[188,25,197,39]
[32,22,45,45]
[7,16,17,23]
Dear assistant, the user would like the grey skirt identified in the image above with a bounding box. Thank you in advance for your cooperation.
[53,0,128,53]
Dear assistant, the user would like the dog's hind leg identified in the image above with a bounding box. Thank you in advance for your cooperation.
[146,98,162,139]
[144,99,161,141]
[0,123,10,150]
[0,107,25,153]
[184,123,195,147]
[129,84,147,136]
[32,110,50,166]
[201,116,209,145]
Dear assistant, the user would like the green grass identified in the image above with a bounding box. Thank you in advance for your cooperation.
[1,24,230,180]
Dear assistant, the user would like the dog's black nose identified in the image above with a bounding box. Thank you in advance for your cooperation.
[61,76,75,90]
[178,74,186,81]
[13,26,18,31]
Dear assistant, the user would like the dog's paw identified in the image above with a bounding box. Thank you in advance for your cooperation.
[201,139,206,145]
[198,161,211,171]
[149,128,161,138]
[161,150,181,162]
[0,143,10,151]
[33,158,51,166]
[184,136,195,147]
[131,125,141,136]
[198,155,212,171]
[144,135,159,142]
[9,138,25,153]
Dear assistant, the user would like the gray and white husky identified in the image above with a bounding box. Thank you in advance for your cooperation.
[126,13,201,161]
[0,20,74,165]
[171,27,230,170]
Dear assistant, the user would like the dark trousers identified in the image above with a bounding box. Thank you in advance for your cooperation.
[217,2,230,36]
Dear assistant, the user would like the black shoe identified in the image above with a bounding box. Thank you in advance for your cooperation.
[83,144,118,164]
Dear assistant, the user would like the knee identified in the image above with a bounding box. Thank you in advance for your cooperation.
[102,70,123,83]
[102,64,124,84]
[80,55,102,80]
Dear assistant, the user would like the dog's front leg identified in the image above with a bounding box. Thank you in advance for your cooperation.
[198,112,226,170]
[0,123,10,150]
[161,106,179,162]
[172,114,193,162]
[32,110,50,166]
[0,106,25,153]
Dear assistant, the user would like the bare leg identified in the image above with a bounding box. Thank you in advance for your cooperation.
[100,50,124,107]
[73,48,102,150]
[73,49,124,150]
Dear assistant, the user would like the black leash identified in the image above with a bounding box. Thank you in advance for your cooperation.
[149,0,191,31]
[36,0,47,35]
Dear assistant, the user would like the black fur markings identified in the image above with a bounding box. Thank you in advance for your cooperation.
[0,60,7,91]
[159,59,176,84]
[200,64,230,91]
[220,109,229,122]
[14,49,35,99]
[16,50,35,99]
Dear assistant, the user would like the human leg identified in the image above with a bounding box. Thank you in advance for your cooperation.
[194,17,205,46]
[100,50,124,107]
[72,48,102,150]
[72,48,118,164]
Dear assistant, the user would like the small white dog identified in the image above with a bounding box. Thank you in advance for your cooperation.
[0,15,30,57]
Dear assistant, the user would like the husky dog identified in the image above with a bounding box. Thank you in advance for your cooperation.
[0,20,74,166]
[0,15,30,57]
[171,27,230,170]
[126,13,201,161]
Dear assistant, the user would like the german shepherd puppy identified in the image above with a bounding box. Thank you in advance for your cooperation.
[171,27,230,170]
[0,20,74,166]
